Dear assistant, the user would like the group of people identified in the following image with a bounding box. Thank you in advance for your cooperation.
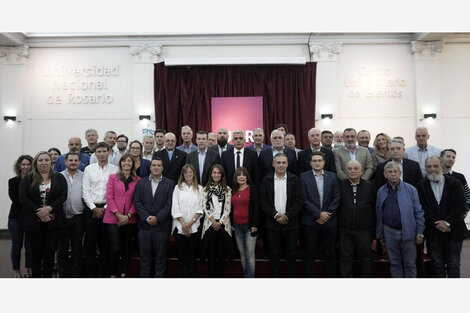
[7,124,470,278]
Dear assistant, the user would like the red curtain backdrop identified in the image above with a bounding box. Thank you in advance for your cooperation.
[154,62,316,149]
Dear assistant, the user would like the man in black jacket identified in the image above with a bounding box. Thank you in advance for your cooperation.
[298,127,336,174]
[337,160,376,278]
[260,153,304,278]
[153,132,187,184]
[417,156,467,278]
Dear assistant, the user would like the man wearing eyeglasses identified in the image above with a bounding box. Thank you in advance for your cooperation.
[300,151,340,278]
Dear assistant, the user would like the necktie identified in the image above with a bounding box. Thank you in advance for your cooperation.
[236,151,241,169]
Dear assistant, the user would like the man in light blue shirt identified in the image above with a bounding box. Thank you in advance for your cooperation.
[404,127,441,177]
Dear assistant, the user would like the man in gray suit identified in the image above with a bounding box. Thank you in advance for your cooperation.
[333,128,374,181]
[187,130,221,186]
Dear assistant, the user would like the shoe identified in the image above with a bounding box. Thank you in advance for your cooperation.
[14,272,22,278]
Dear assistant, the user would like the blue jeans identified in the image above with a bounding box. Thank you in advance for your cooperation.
[8,218,31,271]
[383,225,417,278]
[234,223,257,278]
[427,236,463,278]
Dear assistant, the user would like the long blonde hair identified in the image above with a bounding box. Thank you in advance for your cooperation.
[177,164,199,194]
[30,151,55,186]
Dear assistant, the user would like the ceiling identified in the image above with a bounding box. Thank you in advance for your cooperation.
[1,32,470,47]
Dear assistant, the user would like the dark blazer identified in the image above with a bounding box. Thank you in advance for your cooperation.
[417,176,467,241]
[8,176,23,219]
[337,179,376,229]
[208,143,234,157]
[259,147,298,179]
[186,149,221,186]
[137,158,151,178]
[300,170,340,226]
[260,172,305,231]
[153,149,187,183]
[297,146,336,174]
[230,185,260,228]
[134,176,175,231]
[246,143,271,156]
[19,173,68,231]
[221,148,260,187]
[375,158,423,189]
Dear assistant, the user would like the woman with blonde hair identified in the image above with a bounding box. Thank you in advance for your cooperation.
[19,151,67,278]
[372,133,392,169]
[201,164,232,278]
[171,164,204,278]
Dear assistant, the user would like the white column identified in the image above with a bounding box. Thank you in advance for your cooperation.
[0,45,30,229]
[310,42,342,132]
[411,40,444,145]
[130,44,162,140]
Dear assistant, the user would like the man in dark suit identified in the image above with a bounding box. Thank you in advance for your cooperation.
[417,156,467,278]
[298,127,336,174]
[375,138,423,188]
[208,127,233,157]
[134,157,175,278]
[300,151,340,278]
[260,153,304,277]
[246,127,271,156]
[187,130,221,186]
[153,132,187,184]
[259,129,297,179]
[221,130,259,187]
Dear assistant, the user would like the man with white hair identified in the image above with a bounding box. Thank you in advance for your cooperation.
[153,132,187,184]
[247,128,271,156]
[142,135,155,161]
[357,130,374,155]
[81,128,99,156]
[404,127,441,177]
[333,130,344,149]
[417,156,467,278]
[298,128,336,174]
[208,132,217,147]
[258,129,297,179]
[176,125,197,154]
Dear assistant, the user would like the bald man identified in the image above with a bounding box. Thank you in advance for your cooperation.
[153,132,187,184]
[208,127,233,157]
[54,137,90,172]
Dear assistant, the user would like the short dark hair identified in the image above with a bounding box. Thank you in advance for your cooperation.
[274,123,288,133]
[321,130,333,136]
[95,141,111,151]
[196,130,208,138]
[65,152,80,161]
[310,151,325,161]
[117,134,129,143]
[151,156,163,165]
[48,147,61,156]
[440,149,457,157]
[154,129,166,136]
[285,132,295,138]
[343,128,357,135]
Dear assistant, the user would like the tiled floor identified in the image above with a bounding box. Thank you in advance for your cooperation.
[0,237,469,278]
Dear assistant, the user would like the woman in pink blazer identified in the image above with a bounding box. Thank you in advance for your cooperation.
[104,154,141,277]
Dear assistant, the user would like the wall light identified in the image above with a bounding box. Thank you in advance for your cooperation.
[4,115,16,122]
[139,115,151,121]
[321,114,333,119]
[424,113,437,119]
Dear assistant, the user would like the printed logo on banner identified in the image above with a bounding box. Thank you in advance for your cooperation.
[211,97,264,145]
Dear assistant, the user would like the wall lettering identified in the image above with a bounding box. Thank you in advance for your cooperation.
[344,66,405,99]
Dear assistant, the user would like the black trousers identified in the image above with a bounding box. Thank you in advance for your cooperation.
[138,228,169,278]
[303,223,337,278]
[266,227,298,278]
[84,208,109,278]
[174,230,200,278]
[57,214,83,278]
[204,227,229,278]
[338,227,373,278]
[27,225,61,278]
[107,223,136,276]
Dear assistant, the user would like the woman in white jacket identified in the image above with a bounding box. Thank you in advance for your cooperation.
[171,164,204,278]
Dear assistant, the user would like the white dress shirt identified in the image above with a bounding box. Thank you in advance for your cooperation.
[234,147,244,168]
[82,162,118,209]
[171,184,204,234]
[274,173,287,215]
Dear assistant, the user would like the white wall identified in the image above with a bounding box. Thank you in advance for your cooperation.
[1,37,470,228]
